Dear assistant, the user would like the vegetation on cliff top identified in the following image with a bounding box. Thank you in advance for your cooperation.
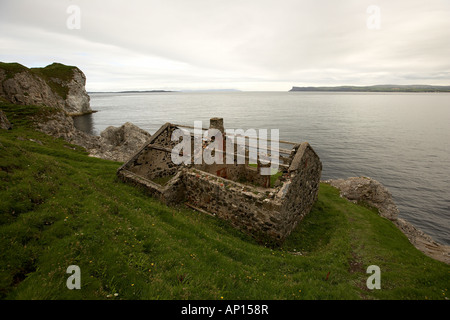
[0,102,449,300]
[0,62,78,100]
[0,62,29,81]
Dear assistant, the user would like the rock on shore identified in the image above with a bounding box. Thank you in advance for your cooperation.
[34,108,151,162]
[91,122,152,162]
[325,176,450,264]
[326,176,399,221]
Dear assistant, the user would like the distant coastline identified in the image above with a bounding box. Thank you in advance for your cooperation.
[88,89,245,94]
[289,84,450,93]
[88,90,175,94]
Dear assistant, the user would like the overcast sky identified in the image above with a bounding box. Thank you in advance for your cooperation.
[1,0,449,91]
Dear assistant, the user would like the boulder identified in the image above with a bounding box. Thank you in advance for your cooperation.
[326,176,399,221]
[0,110,12,130]
[94,122,152,162]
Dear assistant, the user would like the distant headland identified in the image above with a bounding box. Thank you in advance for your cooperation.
[289,84,450,92]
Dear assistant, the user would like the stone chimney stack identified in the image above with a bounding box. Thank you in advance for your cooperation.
[209,117,226,165]
[209,117,224,134]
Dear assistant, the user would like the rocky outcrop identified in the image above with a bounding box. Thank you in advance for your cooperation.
[325,176,450,264]
[53,67,91,115]
[0,110,12,130]
[34,109,151,162]
[0,62,92,116]
[91,122,152,162]
[326,176,399,221]
[34,108,100,150]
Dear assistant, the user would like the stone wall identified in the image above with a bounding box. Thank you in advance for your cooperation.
[279,142,322,237]
[182,169,286,242]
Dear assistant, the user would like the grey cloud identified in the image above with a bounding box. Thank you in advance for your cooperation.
[1,0,449,91]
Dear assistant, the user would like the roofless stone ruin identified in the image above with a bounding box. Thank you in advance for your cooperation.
[117,118,322,243]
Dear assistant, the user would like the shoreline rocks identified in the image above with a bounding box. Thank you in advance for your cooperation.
[325,177,450,264]
[91,122,152,162]
[326,176,399,221]
[34,108,151,162]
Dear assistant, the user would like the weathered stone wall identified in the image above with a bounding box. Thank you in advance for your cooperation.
[152,124,177,148]
[279,142,322,237]
[129,148,177,180]
[182,169,287,242]
[120,123,176,177]
[117,166,184,206]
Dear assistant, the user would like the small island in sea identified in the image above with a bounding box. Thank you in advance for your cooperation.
[289,84,450,92]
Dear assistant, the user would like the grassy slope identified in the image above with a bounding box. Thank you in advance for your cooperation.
[0,103,449,300]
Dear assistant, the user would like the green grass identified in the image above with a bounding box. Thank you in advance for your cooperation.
[0,103,449,300]
[152,174,175,186]
[247,163,282,188]
[0,62,29,80]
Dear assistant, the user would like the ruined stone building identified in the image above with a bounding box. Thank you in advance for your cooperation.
[117,118,322,243]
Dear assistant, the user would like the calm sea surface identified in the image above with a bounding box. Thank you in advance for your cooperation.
[74,91,450,245]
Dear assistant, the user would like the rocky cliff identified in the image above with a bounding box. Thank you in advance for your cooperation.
[0,62,91,115]
[1,61,152,162]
